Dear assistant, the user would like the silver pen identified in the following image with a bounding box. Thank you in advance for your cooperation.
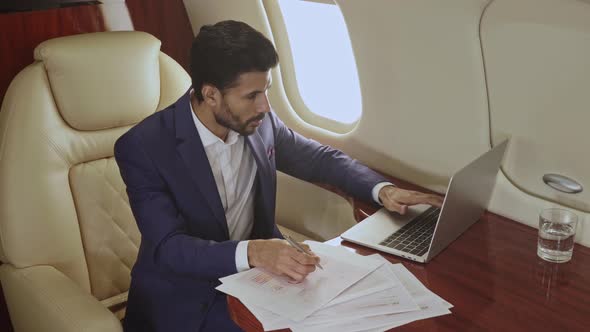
[284,235,324,270]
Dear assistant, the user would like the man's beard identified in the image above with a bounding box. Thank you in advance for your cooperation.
[215,103,265,136]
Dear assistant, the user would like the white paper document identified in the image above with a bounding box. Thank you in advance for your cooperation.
[288,264,452,332]
[256,259,421,331]
[217,242,384,321]
[217,241,452,331]
[327,254,396,306]
[232,253,401,330]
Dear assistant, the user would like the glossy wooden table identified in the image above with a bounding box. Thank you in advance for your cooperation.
[227,180,590,332]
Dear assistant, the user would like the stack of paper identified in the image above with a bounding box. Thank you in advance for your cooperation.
[217,241,452,332]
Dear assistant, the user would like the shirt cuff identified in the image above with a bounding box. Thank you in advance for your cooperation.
[372,182,395,205]
[235,240,251,272]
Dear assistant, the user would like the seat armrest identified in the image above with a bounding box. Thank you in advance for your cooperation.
[0,264,122,332]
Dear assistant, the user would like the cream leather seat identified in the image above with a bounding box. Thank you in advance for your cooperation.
[0,31,191,332]
[0,30,334,332]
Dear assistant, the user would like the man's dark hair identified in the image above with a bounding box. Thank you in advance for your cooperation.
[190,20,279,102]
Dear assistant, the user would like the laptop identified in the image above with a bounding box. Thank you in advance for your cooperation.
[341,140,509,263]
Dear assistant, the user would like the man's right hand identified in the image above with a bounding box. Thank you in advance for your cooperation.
[247,239,320,283]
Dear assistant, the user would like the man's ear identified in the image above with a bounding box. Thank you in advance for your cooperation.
[201,84,220,106]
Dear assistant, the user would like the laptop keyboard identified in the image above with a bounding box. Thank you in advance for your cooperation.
[379,206,441,257]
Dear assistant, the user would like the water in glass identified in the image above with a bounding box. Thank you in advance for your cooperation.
[537,222,575,263]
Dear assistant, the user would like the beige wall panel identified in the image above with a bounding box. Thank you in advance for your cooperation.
[99,0,134,31]
[482,0,590,246]
[276,172,356,241]
[185,0,492,192]
[267,0,494,192]
[489,172,590,247]
[184,0,590,246]
[183,0,271,36]
[182,0,489,212]
[330,0,492,193]
[482,0,590,213]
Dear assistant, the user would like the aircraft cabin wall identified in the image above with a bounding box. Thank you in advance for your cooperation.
[184,0,590,247]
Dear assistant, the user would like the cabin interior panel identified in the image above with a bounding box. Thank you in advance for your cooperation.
[482,0,590,245]
[183,0,590,247]
[1,0,590,331]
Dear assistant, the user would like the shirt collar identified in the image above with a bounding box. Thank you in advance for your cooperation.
[190,101,240,147]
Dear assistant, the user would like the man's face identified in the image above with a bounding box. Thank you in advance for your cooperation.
[214,71,272,136]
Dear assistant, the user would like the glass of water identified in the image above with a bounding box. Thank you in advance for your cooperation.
[537,208,578,263]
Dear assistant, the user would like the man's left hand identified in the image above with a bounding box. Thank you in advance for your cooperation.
[378,185,444,215]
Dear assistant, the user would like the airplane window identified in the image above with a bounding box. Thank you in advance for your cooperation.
[278,0,362,125]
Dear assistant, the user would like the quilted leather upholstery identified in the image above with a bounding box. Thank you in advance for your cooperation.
[0,31,191,332]
[70,158,140,301]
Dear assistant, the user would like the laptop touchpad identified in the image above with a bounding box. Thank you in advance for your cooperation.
[344,205,430,243]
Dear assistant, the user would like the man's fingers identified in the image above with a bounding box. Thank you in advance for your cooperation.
[289,258,316,275]
[298,243,320,260]
[396,192,443,207]
[427,195,444,207]
[249,239,319,283]
[279,259,314,282]
[283,269,305,283]
[411,194,443,207]
[287,276,304,284]
[297,244,322,265]
[414,194,443,207]
[275,249,317,277]
[384,199,407,215]
[379,187,445,211]
[382,190,445,214]
[286,243,316,262]
[291,250,320,266]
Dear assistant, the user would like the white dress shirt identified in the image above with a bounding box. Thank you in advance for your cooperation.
[191,106,256,272]
[191,104,393,273]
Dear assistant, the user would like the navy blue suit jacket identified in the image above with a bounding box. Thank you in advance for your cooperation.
[114,90,387,331]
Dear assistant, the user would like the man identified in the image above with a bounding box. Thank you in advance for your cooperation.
[115,20,443,332]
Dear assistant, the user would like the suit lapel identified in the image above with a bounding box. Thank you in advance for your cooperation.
[174,94,228,237]
[246,132,276,238]
[246,132,272,181]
